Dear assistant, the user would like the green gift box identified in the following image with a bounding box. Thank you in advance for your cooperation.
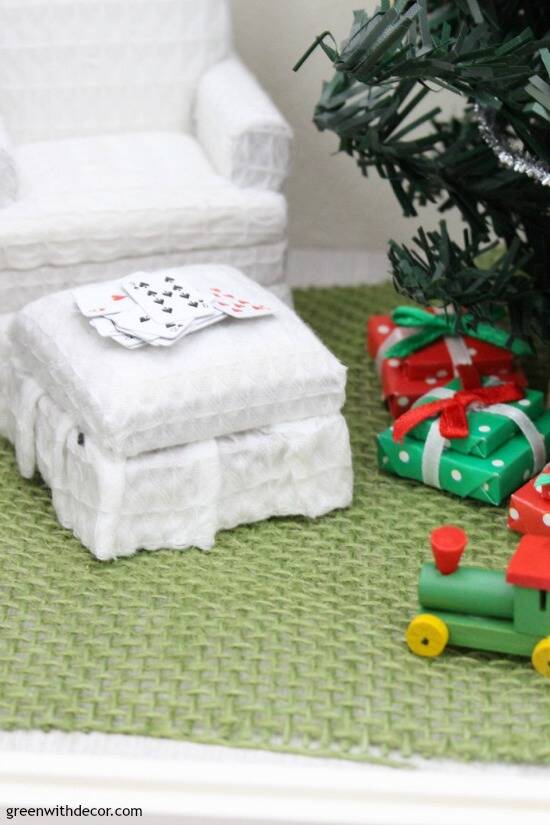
[377,411,550,506]
[409,379,545,458]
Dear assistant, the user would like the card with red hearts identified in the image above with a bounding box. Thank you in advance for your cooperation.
[74,282,131,318]
[209,287,272,319]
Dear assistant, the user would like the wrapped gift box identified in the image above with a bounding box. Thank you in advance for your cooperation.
[381,358,526,418]
[508,466,550,536]
[381,358,528,422]
[367,314,515,380]
[409,378,540,457]
[380,360,450,417]
[377,411,550,506]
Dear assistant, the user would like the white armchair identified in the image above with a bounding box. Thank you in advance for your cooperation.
[0,118,17,208]
[0,0,292,316]
[196,57,292,191]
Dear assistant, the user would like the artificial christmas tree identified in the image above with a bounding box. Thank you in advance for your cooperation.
[295,1,550,348]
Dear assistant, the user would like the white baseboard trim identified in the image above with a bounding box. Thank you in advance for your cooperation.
[1,735,550,823]
[287,248,390,288]
[1,730,550,822]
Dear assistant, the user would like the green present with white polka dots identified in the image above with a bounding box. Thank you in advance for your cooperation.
[377,411,550,506]
[409,379,545,458]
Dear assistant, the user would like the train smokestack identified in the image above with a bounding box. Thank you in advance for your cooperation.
[431,525,468,575]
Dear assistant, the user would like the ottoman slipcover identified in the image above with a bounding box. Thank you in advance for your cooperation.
[5,266,353,559]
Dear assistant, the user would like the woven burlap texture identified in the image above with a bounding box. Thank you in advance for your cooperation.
[1,283,550,765]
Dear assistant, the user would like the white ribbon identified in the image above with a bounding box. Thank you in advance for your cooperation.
[484,403,546,473]
[374,326,419,373]
[435,306,473,375]
[375,319,472,375]
[418,387,546,487]
[444,335,473,372]
[422,419,447,489]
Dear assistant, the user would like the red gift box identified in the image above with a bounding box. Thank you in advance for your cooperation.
[367,315,514,381]
[381,358,449,417]
[508,466,550,537]
[382,358,526,418]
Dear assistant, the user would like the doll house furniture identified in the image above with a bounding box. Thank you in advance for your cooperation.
[0,0,292,319]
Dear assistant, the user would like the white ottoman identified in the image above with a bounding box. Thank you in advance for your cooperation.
[5,265,353,559]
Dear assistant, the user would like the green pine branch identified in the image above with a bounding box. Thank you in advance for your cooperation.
[295,0,550,344]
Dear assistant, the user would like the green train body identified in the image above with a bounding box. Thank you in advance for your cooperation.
[407,527,550,675]
[419,563,544,657]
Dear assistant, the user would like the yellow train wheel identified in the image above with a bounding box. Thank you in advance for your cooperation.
[531,638,550,678]
[406,614,449,658]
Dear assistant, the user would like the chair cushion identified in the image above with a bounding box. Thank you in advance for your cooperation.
[0,0,231,143]
[10,265,347,458]
[0,132,286,270]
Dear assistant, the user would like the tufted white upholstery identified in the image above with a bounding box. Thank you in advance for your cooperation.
[4,133,287,274]
[0,0,292,313]
[0,117,16,206]
[196,58,292,191]
[10,379,353,559]
[0,0,231,142]
[5,266,352,559]
[10,266,346,458]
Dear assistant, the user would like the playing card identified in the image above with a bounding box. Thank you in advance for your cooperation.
[89,315,145,349]
[112,305,191,342]
[74,282,132,318]
[111,333,145,349]
[89,317,119,338]
[78,271,272,351]
[209,287,272,319]
[121,272,216,324]
[184,310,226,333]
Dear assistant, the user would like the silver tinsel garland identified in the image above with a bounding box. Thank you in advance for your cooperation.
[474,103,550,187]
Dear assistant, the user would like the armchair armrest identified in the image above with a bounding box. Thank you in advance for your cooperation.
[195,56,292,191]
[0,117,17,207]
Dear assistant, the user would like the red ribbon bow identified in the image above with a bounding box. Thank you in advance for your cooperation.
[393,383,524,443]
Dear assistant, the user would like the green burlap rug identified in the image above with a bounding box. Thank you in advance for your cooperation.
[1,283,550,766]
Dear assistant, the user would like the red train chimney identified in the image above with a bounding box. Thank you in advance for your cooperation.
[431,525,468,575]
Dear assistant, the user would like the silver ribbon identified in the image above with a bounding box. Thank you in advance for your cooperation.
[484,403,546,474]
[374,325,419,373]
[422,419,447,489]
[444,335,473,371]
[436,306,473,375]
[376,312,472,376]
[417,387,546,487]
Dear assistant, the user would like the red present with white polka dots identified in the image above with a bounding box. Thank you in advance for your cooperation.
[508,467,550,537]
[380,359,526,419]
[380,359,449,417]
[366,315,515,381]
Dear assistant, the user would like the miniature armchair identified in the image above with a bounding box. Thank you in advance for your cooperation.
[0,0,292,318]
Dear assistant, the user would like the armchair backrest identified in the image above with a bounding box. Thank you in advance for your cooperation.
[0,0,231,144]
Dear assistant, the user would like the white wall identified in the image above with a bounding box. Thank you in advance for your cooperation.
[232,0,463,256]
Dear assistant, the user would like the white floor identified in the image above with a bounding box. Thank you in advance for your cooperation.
[1,249,548,823]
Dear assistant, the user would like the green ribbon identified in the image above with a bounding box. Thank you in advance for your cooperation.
[385,306,533,359]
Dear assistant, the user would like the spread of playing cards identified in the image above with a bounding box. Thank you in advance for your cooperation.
[74,272,273,349]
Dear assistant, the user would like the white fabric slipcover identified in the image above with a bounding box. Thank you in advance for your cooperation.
[4,265,352,559]
[4,374,352,560]
[0,245,290,316]
[0,0,231,143]
[196,58,292,191]
[0,0,292,314]
[2,132,287,276]
[10,266,347,459]
[0,311,12,435]
[0,116,16,207]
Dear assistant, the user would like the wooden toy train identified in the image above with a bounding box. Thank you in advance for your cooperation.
[406,525,550,677]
